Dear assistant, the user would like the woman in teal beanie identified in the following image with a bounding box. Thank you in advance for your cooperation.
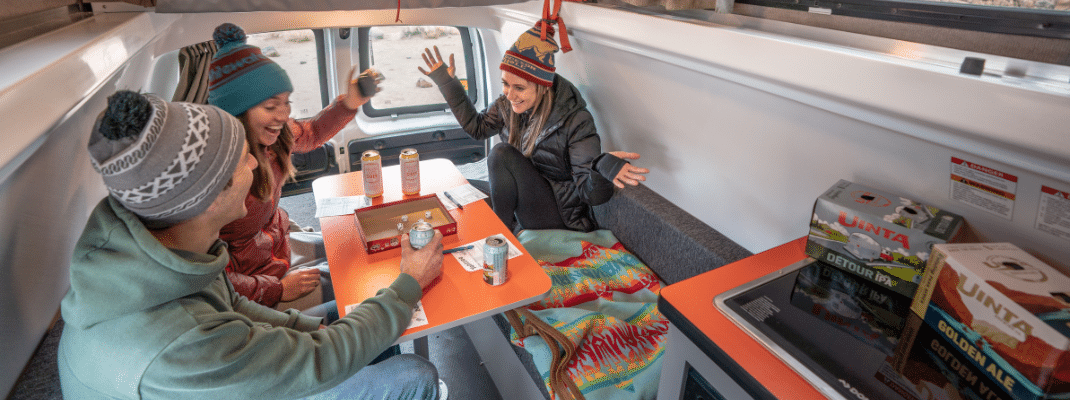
[209,23,381,321]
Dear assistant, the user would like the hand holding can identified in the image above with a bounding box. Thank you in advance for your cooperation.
[399,231,444,290]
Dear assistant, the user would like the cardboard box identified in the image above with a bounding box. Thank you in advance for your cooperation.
[807,179,966,298]
[907,243,1070,399]
[790,260,910,356]
[887,312,1017,400]
[353,194,457,253]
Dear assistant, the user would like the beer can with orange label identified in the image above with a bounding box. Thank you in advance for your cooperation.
[400,148,420,195]
[361,150,383,198]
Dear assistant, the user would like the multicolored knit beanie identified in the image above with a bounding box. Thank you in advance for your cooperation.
[500,23,560,87]
[88,91,246,227]
[207,23,293,116]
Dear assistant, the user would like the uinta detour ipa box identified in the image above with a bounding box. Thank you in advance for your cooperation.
[807,180,966,298]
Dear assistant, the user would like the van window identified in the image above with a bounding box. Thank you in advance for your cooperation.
[246,29,324,119]
[358,26,478,117]
[733,0,1070,39]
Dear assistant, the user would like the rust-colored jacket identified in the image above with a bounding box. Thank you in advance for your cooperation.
[221,99,357,306]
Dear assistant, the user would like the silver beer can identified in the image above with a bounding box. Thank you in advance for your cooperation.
[408,221,434,250]
[482,237,508,286]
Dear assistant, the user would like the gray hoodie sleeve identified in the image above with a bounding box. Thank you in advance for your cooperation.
[139,274,422,399]
[229,277,324,331]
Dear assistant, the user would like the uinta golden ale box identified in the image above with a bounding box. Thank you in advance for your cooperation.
[887,312,1016,400]
[807,180,966,298]
[905,243,1070,400]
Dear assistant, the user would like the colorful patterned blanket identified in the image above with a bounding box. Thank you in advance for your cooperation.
[507,229,668,400]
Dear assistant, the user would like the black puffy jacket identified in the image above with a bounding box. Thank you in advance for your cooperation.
[431,70,624,232]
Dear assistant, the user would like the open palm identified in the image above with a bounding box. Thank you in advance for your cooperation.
[417,45,455,78]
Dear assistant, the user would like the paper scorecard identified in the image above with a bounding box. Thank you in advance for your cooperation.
[407,301,428,329]
[345,300,428,330]
[435,184,489,210]
[449,234,524,272]
[315,195,372,218]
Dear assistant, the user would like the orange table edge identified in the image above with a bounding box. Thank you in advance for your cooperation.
[659,237,828,399]
[312,158,552,344]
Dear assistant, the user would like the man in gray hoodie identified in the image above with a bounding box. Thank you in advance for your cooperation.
[58,90,444,399]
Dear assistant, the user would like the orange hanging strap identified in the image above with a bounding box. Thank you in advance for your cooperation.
[540,0,572,53]
[552,16,571,53]
[539,0,552,42]
[551,0,563,21]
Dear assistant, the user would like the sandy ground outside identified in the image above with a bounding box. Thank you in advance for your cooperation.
[248,27,468,119]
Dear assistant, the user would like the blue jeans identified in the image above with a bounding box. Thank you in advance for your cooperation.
[299,354,439,400]
[288,231,339,323]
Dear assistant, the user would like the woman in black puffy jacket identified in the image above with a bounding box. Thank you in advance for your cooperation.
[418,24,648,232]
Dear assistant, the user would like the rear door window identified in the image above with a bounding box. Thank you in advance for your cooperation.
[358,26,478,117]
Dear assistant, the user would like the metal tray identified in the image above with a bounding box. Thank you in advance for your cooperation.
[714,258,914,400]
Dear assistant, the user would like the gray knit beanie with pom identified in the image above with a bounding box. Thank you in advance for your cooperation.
[88,91,245,227]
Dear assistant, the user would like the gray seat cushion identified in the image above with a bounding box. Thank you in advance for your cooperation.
[10,319,64,400]
[591,184,753,285]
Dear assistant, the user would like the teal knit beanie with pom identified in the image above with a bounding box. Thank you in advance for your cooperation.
[207,23,293,116]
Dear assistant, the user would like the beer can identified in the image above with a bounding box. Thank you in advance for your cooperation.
[400,148,420,195]
[361,150,383,198]
[408,221,434,250]
[482,237,508,286]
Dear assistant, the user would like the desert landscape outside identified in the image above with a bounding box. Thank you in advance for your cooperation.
[248,26,468,120]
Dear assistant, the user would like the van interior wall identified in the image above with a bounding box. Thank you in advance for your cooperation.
[495,3,1070,272]
[0,11,167,393]
[4,1,1068,395]
[0,60,152,395]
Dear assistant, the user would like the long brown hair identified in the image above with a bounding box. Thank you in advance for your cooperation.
[238,113,295,202]
[507,84,553,157]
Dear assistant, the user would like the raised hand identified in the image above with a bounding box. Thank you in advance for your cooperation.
[417,45,455,78]
[342,66,384,110]
[608,151,650,188]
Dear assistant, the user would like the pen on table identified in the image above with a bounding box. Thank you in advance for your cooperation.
[443,191,465,210]
[443,245,474,254]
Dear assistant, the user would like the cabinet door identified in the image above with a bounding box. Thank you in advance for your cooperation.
[659,324,761,400]
[683,362,729,400]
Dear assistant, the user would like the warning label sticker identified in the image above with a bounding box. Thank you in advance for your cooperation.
[1037,185,1070,241]
[950,157,1017,220]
